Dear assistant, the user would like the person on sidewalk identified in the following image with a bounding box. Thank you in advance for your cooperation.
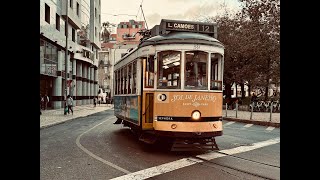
[44,94,49,110]
[67,95,73,115]
[93,96,97,107]
[41,94,45,110]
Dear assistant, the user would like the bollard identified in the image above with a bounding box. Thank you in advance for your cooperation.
[270,104,273,122]
[226,103,228,117]
[235,103,238,118]
[250,104,253,120]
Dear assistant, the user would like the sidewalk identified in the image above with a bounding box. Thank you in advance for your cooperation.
[40,105,280,129]
[40,104,113,129]
[223,109,280,128]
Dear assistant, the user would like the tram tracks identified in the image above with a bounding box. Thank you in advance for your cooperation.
[193,151,279,180]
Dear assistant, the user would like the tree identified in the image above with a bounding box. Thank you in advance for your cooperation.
[239,0,280,100]
[205,0,280,101]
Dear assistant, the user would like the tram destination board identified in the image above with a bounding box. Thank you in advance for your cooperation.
[160,19,216,36]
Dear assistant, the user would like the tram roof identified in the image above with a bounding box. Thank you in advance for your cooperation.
[138,31,224,48]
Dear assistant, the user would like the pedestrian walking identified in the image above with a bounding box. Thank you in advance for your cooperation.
[93,96,97,107]
[41,95,45,110]
[44,94,49,110]
[66,95,73,115]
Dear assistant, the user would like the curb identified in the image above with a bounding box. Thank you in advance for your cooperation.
[40,115,84,130]
[40,107,114,130]
[223,117,280,128]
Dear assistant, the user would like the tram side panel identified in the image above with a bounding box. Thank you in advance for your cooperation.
[114,95,141,126]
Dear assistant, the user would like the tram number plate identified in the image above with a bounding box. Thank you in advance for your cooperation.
[194,44,200,50]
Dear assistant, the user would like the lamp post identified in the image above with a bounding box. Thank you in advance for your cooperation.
[64,0,69,105]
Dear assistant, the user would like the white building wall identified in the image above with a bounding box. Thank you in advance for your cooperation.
[40,0,100,109]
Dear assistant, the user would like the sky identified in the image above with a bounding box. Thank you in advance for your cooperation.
[101,0,242,33]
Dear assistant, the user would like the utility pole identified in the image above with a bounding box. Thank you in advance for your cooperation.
[65,0,69,105]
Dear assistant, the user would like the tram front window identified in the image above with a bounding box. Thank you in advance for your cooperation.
[185,51,208,90]
[157,51,181,89]
[210,53,222,90]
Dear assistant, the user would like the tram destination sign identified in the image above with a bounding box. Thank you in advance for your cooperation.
[160,19,216,35]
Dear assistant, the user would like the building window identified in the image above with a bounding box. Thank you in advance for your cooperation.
[138,24,142,28]
[76,3,79,16]
[95,27,97,37]
[95,8,97,17]
[56,14,60,31]
[40,39,58,76]
[72,28,75,42]
[99,0,101,5]
[69,0,73,8]
[99,15,101,24]
[45,4,50,24]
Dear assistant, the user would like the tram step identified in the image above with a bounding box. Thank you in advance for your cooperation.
[171,138,219,151]
[139,133,157,144]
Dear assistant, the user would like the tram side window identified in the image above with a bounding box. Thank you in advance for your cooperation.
[123,66,127,94]
[210,53,222,90]
[117,70,121,94]
[120,68,123,94]
[185,51,208,90]
[132,61,137,94]
[145,55,154,88]
[157,51,181,89]
[115,71,118,95]
[128,63,132,94]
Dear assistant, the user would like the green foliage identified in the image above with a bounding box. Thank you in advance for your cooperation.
[205,0,280,100]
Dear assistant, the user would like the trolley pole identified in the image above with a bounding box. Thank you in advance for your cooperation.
[270,103,273,122]
[250,104,253,120]
[235,103,238,118]
[64,0,69,106]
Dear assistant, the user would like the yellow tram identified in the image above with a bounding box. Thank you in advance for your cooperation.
[113,19,224,151]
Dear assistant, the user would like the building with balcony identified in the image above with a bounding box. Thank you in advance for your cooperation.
[98,42,137,99]
[97,20,145,100]
[98,42,113,97]
[116,20,145,45]
[40,0,101,109]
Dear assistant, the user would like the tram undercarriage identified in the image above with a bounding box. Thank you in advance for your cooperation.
[115,118,221,151]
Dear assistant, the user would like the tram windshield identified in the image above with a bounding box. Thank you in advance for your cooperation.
[157,51,181,89]
[157,50,223,91]
[185,51,208,90]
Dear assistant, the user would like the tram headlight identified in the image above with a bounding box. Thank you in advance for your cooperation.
[191,110,201,120]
